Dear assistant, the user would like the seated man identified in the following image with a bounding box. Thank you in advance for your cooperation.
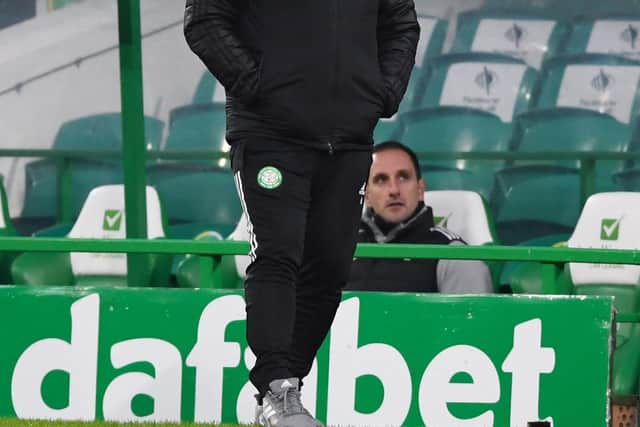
[347,141,492,293]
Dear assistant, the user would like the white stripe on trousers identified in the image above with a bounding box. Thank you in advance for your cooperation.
[234,171,258,261]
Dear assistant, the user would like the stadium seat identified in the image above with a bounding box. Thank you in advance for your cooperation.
[402,53,537,199]
[512,108,636,189]
[165,103,227,152]
[451,8,571,69]
[19,113,164,235]
[149,168,241,240]
[373,14,447,142]
[480,1,577,16]
[424,190,502,290]
[614,166,640,190]
[491,164,581,244]
[500,233,572,294]
[395,106,515,199]
[414,15,449,69]
[564,16,640,58]
[490,53,640,245]
[532,53,640,124]
[159,102,229,167]
[11,185,171,287]
[151,167,242,280]
[191,71,226,105]
[415,52,539,116]
[482,0,638,16]
[566,192,640,400]
[399,15,448,111]
[149,102,241,281]
[491,108,637,244]
[148,102,241,240]
[176,214,249,289]
[373,117,401,143]
[0,176,18,284]
[425,190,498,245]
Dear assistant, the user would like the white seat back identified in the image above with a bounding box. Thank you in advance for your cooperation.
[471,19,557,69]
[555,64,640,123]
[424,190,495,245]
[586,20,640,61]
[439,62,528,122]
[68,185,165,276]
[568,192,640,285]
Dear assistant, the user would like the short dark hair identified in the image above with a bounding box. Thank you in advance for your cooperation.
[372,141,422,179]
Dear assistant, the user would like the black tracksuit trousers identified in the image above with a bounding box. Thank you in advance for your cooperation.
[231,139,371,398]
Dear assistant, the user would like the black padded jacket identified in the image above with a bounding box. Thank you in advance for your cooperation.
[347,204,469,293]
[184,0,420,151]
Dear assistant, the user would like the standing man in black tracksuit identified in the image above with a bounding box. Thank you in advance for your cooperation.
[184,1,419,426]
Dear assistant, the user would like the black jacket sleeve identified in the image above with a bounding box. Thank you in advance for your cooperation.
[378,0,420,117]
[184,0,260,103]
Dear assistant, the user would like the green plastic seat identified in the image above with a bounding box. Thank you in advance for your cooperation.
[420,165,491,199]
[19,113,164,235]
[150,103,240,281]
[490,108,637,244]
[565,16,640,58]
[176,215,249,289]
[11,185,171,287]
[191,71,226,105]
[156,103,229,172]
[395,107,515,198]
[0,176,19,284]
[513,108,636,190]
[491,164,581,244]
[373,117,401,143]
[566,192,640,398]
[149,168,241,239]
[373,15,447,141]
[149,102,240,240]
[479,2,578,17]
[500,234,571,293]
[490,53,640,245]
[614,166,640,190]
[508,261,574,295]
[398,15,448,112]
[164,103,227,153]
[451,8,571,69]
[150,168,242,279]
[481,1,637,17]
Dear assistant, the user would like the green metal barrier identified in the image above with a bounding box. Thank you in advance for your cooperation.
[1,236,638,291]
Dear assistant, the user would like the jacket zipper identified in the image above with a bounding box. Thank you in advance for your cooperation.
[327,142,334,155]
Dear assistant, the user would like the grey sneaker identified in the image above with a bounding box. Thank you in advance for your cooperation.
[254,378,323,427]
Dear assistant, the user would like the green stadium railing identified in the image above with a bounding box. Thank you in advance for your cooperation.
[2,148,638,224]
[2,237,639,316]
